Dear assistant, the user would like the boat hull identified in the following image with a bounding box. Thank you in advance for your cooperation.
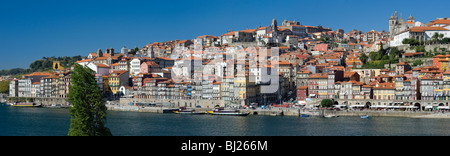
[175,111,207,115]
[210,112,250,116]
[360,115,370,119]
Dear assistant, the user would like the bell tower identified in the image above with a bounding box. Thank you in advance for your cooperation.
[389,11,398,37]
[271,17,278,32]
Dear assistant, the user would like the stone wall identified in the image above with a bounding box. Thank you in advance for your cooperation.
[399,57,433,67]
[119,98,226,109]
[228,42,258,48]
[396,44,450,53]
[424,44,450,52]
[7,97,69,107]
[331,110,433,117]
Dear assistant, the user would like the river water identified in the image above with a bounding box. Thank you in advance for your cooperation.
[1,106,450,136]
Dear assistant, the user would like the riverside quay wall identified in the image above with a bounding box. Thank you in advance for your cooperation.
[7,97,69,106]
[331,110,433,118]
[119,98,227,109]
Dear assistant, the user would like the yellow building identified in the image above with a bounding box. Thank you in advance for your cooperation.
[109,70,129,95]
[373,83,395,100]
[440,59,450,72]
[352,81,364,99]
[234,72,256,103]
[444,71,450,100]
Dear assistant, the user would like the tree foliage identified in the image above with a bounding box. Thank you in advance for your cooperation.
[402,38,421,46]
[129,47,140,55]
[67,64,112,136]
[359,53,368,64]
[0,55,82,76]
[360,47,404,69]
[432,32,444,41]
[320,99,333,108]
[390,47,404,58]
[0,80,10,94]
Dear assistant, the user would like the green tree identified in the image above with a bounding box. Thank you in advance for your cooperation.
[320,99,333,108]
[412,60,424,66]
[129,47,140,55]
[415,46,426,52]
[390,47,404,58]
[432,32,444,41]
[402,38,420,45]
[369,52,381,61]
[0,80,10,94]
[67,64,112,136]
[378,42,386,57]
[359,53,368,64]
[441,37,450,44]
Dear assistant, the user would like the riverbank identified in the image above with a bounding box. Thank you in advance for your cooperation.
[331,110,448,119]
[104,104,450,119]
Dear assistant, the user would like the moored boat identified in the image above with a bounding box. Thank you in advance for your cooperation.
[11,102,41,107]
[162,108,179,113]
[174,107,206,115]
[324,114,339,118]
[360,115,370,119]
[208,108,249,116]
[300,114,310,117]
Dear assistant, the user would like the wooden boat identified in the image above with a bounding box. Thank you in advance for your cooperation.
[300,114,310,117]
[174,108,206,115]
[324,114,339,118]
[11,102,41,107]
[269,111,284,116]
[162,108,179,113]
[208,109,249,116]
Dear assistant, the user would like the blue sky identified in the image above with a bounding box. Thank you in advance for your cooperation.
[0,0,449,70]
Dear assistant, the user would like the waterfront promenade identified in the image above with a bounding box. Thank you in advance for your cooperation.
[6,96,449,119]
[105,102,450,119]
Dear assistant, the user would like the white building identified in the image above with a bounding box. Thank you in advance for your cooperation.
[86,63,110,76]
[121,46,128,55]
[31,82,40,97]
[18,79,31,97]
[130,58,141,76]
[390,26,450,47]
[390,18,450,47]
[9,79,18,97]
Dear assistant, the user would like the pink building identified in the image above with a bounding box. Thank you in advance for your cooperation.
[140,61,161,74]
[297,86,308,102]
[314,44,329,52]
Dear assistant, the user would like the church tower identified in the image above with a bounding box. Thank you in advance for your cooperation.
[121,46,128,55]
[148,46,155,58]
[407,14,415,23]
[389,11,398,37]
[96,48,103,57]
[271,17,278,32]
[110,47,115,56]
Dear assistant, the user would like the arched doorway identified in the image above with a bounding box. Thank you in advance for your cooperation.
[415,103,421,111]
[334,101,339,105]
[365,101,371,108]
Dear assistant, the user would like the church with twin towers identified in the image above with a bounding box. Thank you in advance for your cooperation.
[388,11,416,37]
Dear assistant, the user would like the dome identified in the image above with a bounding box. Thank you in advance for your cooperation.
[408,14,415,21]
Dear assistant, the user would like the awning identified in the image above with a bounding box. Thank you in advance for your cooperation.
[298,101,306,105]
[350,105,365,108]
[371,105,387,108]
[425,105,433,109]
[437,106,450,109]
